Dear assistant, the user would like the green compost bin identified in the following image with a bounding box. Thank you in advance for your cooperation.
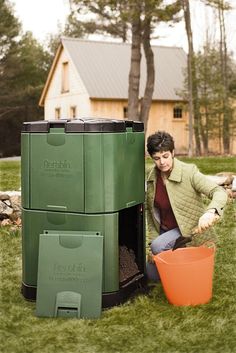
[21,118,146,309]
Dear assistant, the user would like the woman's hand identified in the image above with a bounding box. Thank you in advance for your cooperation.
[197,210,220,233]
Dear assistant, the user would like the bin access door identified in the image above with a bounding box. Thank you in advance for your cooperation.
[36,231,103,319]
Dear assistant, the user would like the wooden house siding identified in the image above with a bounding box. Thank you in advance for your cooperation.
[44,46,91,119]
[90,99,126,120]
[146,102,188,154]
[90,99,188,154]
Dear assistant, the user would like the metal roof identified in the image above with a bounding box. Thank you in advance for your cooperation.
[61,37,187,101]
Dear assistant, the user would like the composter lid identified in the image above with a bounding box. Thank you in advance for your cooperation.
[22,118,144,133]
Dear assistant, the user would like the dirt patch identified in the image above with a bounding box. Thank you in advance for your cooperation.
[119,245,139,283]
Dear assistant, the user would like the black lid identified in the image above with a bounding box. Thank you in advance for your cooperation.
[21,120,70,133]
[21,118,144,133]
[125,120,144,132]
[66,118,126,133]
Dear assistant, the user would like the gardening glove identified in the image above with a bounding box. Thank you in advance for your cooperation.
[197,210,220,233]
[172,236,192,251]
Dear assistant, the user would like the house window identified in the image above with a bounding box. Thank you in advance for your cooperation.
[70,106,77,119]
[123,107,128,119]
[61,61,69,93]
[173,107,182,119]
[55,107,61,120]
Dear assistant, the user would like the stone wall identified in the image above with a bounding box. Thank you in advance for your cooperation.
[205,172,236,199]
[0,191,21,227]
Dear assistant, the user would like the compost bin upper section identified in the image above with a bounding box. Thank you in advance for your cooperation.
[21,118,145,214]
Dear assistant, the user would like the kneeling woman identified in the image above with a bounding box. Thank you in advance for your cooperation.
[146,131,228,281]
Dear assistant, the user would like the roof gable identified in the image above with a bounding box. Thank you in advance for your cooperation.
[40,37,187,105]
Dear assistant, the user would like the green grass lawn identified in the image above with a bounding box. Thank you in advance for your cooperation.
[1,159,236,353]
[0,161,21,191]
[146,155,236,176]
[177,156,236,174]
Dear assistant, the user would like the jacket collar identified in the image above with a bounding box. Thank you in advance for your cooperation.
[147,158,183,183]
[169,158,183,182]
[147,165,156,182]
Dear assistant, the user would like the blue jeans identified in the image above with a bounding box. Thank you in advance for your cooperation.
[146,227,181,282]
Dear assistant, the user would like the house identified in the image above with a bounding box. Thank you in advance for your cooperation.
[39,37,190,154]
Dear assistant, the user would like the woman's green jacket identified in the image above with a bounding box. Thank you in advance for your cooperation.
[146,158,228,245]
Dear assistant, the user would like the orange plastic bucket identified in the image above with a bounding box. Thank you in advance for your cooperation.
[153,246,215,306]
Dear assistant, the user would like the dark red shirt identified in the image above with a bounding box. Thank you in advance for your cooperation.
[154,173,178,231]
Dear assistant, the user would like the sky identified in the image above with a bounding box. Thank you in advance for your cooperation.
[12,0,236,57]
[13,0,71,41]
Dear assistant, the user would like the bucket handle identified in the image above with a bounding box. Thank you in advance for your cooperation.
[200,241,216,252]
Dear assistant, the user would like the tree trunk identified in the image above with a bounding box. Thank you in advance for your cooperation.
[127,8,142,121]
[182,0,201,156]
[218,5,230,153]
[201,46,209,154]
[140,17,155,135]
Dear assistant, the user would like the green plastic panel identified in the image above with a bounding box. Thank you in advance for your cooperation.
[23,131,84,212]
[22,208,119,293]
[21,130,145,213]
[36,231,103,319]
[21,133,30,209]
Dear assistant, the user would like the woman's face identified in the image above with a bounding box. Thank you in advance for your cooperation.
[152,150,174,173]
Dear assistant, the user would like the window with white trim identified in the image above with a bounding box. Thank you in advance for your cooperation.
[70,106,77,119]
[61,61,69,93]
[123,106,128,119]
[55,107,61,120]
[173,107,182,119]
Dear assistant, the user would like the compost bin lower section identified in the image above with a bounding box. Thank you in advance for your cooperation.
[21,204,147,308]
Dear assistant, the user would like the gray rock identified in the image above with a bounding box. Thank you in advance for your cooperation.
[0,200,13,215]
